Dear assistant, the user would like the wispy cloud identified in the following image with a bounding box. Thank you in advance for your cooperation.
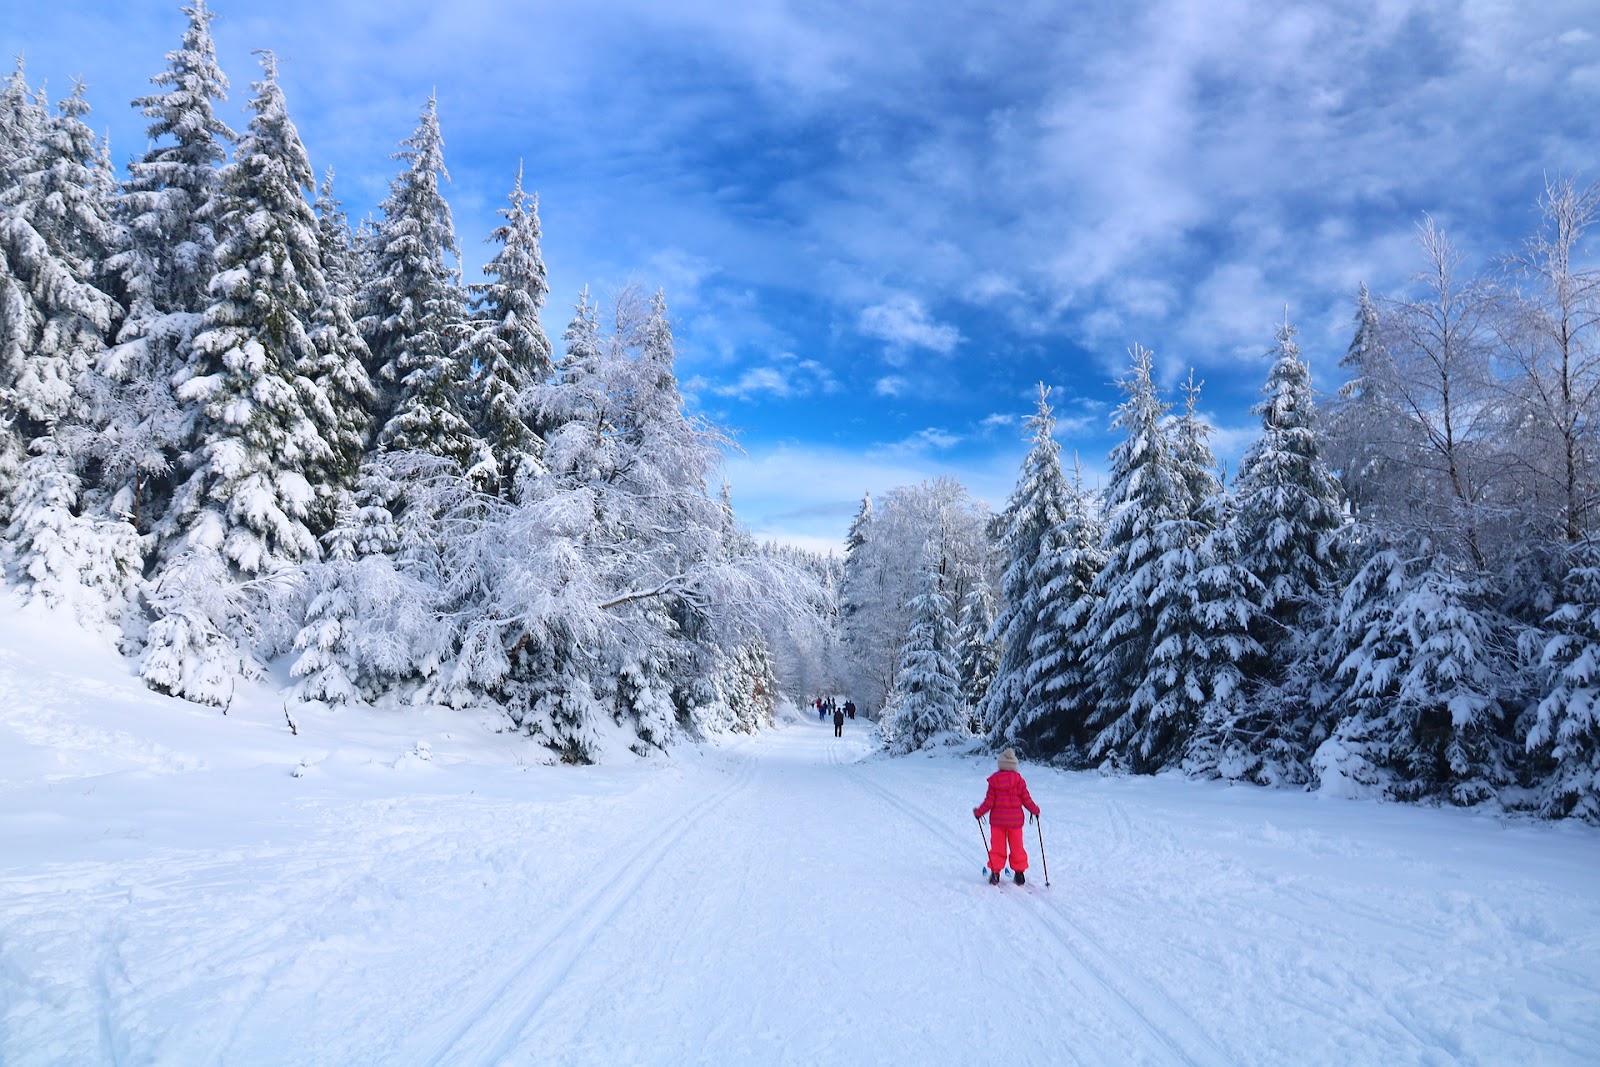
[700,354,837,401]
[859,294,962,356]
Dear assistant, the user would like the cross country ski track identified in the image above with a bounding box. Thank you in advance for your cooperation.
[417,751,762,1065]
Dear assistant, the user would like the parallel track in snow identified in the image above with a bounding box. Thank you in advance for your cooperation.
[417,751,760,1066]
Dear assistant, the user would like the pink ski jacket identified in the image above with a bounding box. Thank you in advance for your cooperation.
[973,769,1040,830]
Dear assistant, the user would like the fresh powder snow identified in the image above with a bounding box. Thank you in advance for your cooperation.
[2,592,1597,1065]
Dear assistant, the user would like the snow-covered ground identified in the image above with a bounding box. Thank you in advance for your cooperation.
[3,594,1598,1066]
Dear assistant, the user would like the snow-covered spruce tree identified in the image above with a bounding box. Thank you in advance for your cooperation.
[102,0,235,537]
[465,165,553,500]
[289,453,452,706]
[289,497,364,705]
[882,552,965,754]
[361,95,482,476]
[4,436,142,626]
[169,51,330,573]
[142,52,333,702]
[1083,346,1188,772]
[0,59,44,191]
[1312,531,1516,806]
[980,384,1071,747]
[1020,455,1105,762]
[1126,374,1262,777]
[1232,320,1347,663]
[0,80,119,444]
[953,573,1000,732]
[1188,322,1348,785]
[1323,283,1411,521]
[301,170,375,534]
[715,637,780,734]
[837,489,884,709]
[1530,538,1600,820]
[0,80,140,622]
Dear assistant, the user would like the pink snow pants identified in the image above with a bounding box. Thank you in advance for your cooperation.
[988,824,1028,874]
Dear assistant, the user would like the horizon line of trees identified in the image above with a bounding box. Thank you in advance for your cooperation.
[841,190,1600,824]
[0,1,832,763]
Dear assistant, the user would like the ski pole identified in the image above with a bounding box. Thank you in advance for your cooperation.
[975,813,990,873]
[1035,814,1051,887]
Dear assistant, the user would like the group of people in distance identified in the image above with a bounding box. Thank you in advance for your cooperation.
[814,696,856,737]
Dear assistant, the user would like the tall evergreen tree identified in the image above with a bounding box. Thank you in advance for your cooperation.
[302,169,375,531]
[981,384,1071,745]
[1187,321,1349,784]
[361,95,479,472]
[465,164,553,499]
[169,50,330,576]
[1,80,121,471]
[1233,321,1348,659]
[883,553,964,753]
[953,573,1000,731]
[0,79,135,617]
[0,59,44,191]
[1083,347,1188,772]
[141,51,330,703]
[102,0,235,534]
[1021,455,1105,760]
[1124,375,1262,774]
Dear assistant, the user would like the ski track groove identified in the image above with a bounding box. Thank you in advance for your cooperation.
[836,750,1232,1067]
[418,752,760,1067]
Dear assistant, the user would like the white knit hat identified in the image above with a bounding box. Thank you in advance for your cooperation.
[998,748,1018,771]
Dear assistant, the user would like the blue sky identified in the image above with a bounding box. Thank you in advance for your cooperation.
[8,1,1600,553]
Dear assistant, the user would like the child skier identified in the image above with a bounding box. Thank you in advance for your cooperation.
[973,748,1040,885]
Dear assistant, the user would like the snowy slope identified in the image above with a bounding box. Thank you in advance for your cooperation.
[2,593,1598,1065]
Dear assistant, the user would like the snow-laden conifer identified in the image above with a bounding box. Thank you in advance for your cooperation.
[465,165,552,499]
[953,574,1000,731]
[1083,346,1186,772]
[302,170,375,531]
[1123,375,1262,774]
[980,384,1071,746]
[169,51,330,576]
[1,81,121,480]
[882,552,965,753]
[361,95,480,474]
[1313,532,1514,805]
[1186,323,1347,784]
[0,59,44,190]
[0,81,128,610]
[3,437,141,627]
[1530,539,1600,820]
[102,0,234,535]
[1019,455,1105,760]
[1233,321,1347,652]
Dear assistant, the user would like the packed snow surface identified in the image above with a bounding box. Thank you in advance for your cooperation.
[2,596,1598,1065]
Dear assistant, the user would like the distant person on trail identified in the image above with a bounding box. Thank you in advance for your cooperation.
[845,700,855,720]
[833,706,845,737]
[973,748,1041,886]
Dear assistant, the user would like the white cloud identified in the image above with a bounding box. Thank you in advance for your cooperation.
[706,354,838,400]
[874,376,909,397]
[859,294,962,355]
